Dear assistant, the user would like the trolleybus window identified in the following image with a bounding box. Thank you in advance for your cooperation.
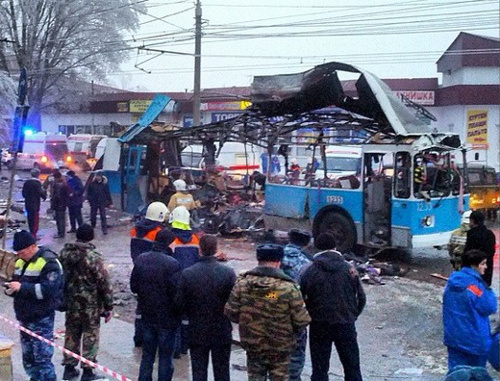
[395,152,411,199]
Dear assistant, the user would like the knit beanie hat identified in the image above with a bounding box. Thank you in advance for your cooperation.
[13,230,37,251]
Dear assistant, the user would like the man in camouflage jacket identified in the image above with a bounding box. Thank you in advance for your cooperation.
[448,210,471,270]
[59,224,113,381]
[225,244,311,381]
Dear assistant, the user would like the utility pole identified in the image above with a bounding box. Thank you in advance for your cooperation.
[193,0,202,126]
[2,68,29,249]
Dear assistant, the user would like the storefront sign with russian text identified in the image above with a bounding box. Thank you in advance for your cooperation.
[466,109,488,149]
[130,100,153,113]
[395,91,435,106]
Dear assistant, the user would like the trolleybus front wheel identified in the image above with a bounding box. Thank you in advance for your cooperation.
[315,211,356,253]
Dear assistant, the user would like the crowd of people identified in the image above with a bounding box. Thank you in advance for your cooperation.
[21,168,113,240]
[3,185,498,381]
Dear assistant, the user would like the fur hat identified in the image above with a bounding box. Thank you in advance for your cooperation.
[76,224,94,242]
[13,230,37,251]
[256,244,284,262]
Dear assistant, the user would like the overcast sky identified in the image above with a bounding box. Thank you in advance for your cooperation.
[109,0,499,92]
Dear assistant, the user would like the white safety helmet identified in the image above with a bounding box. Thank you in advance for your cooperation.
[461,210,472,225]
[173,179,187,192]
[170,205,191,226]
[145,202,169,222]
[291,157,298,165]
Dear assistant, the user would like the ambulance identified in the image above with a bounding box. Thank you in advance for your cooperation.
[67,134,106,170]
[7,132,71,171]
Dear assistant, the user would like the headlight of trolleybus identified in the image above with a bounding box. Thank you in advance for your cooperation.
[422,215,435,227]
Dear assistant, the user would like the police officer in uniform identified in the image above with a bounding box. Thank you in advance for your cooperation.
[4,231,64,381]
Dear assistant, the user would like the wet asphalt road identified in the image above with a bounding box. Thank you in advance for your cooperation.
[0,167,498,381]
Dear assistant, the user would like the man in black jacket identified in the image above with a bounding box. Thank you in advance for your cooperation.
[66,170,84,233]
[22,168,46,239]
[300,233,366,381]
[464,210,496,286]
[87,171,113,235]
[176,235,236,381]
[51,170,70,238]
[130,229,181,381]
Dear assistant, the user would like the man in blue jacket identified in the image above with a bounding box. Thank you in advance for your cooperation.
[443,249,498,372]
[281,229,312,381]
[4,230,64,381]
[130,229,181,381]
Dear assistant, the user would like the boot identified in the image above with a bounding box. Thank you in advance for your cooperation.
[62,365,80,380]
[80,368,101,381]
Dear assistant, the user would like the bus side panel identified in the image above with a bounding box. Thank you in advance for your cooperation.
[392,195,469,248]
[307,188,364,223]
[264,183,308,218]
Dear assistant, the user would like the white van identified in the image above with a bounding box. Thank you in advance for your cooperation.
[68,134,106,170]
[181,142,260,176]
[315,146,362,180]
[7,132,71,171]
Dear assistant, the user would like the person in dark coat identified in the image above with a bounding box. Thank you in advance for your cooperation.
[66,170,84,233]
[130,201,169,347]
[22,168,47,239]
[86,171,112,235]
[300,233,366,381]
[464,211,496,286]
[175,235,236,381]
[130,230,182,381]
[51,170,70,238]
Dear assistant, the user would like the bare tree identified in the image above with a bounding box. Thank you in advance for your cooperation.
[0,0,145,126]
[0,71,16,146]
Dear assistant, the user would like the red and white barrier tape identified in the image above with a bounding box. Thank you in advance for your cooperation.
[0,314,134,381]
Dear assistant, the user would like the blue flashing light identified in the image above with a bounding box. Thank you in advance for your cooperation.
[23,128,34,136]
